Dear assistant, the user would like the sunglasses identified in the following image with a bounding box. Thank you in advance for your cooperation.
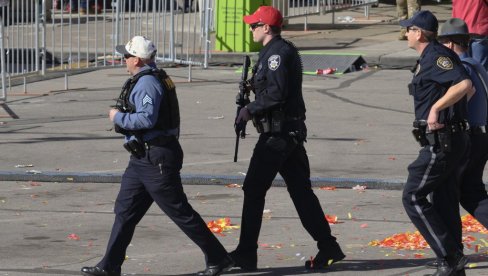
[124,53,136,59]
[407,26,420,32]
[250,23,265,30]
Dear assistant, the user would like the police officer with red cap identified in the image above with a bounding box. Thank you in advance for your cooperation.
[231,6,345,271]
[400,10,472,276]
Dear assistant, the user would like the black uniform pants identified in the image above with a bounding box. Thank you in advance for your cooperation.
[97,139,228,272]
[461,132,488,228]
[236,133,340,253]
[403,132,469,259]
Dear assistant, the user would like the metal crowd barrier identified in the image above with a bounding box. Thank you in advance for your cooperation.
[0,0,211,94]
[272,0,378,30]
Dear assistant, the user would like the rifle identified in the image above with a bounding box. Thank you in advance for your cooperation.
[234,55,251,162]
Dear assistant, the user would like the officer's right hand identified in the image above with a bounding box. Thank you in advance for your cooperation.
[239,80,252,93]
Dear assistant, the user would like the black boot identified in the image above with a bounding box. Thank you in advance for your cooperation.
[80,266,120,276]
[229,249,257,271]
[196,255,234,276]
[305,249,346,269]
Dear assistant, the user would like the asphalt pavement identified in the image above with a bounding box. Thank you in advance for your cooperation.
[0,1,487,275]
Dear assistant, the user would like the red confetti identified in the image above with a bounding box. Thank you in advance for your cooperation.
[319,186,337,190]
[325,214,338,224]
[67,233,80,241]
[360,223,368,228]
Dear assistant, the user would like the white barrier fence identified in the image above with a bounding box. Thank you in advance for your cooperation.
[273,0,379,30]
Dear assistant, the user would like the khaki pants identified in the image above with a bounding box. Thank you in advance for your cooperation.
[396,0,421,20]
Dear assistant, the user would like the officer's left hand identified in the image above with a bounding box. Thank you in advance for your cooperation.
[109,108,119,122]
[427,109,444,131]
[236,106,251,123]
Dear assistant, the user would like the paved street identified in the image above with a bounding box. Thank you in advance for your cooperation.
[0,1,487,275]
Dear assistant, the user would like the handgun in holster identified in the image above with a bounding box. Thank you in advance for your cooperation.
[412,120,429,147]
[123,139,146,159]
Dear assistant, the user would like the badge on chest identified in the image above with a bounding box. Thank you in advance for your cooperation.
[268,55,281,71]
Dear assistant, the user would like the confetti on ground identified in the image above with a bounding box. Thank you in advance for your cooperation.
[388,156,397,160]
[352,185,367,191]
[462,214,488,234]
[360,223,368,228]
[370,215,488,251]
[259,243,283,249]
[67,233,80,241]
[319,186,337,190]
[225,183,241,188]
[207,217,239,236]
[369,231,429,250]
[15,164,33,168]
[325,214,338,224]
[30,182,41,186]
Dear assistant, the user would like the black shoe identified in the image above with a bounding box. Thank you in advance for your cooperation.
[196,255,234,276]
[425,260,455,276]
[456,269,466,276]
[305,250,346,269]
[425,259,440,268]
[80,266,120,276]
[229,250,257,271]
[449,254,468,271]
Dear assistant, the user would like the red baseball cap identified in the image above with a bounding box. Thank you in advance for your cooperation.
[243,6,283,27]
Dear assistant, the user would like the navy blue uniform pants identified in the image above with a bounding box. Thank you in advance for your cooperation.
[403,132,469,258]
[236,134,340,253]
[461,132,488,228]
[97,139,228,272]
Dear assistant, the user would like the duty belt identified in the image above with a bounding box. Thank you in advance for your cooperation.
[145,135,176,148]
[470,125,487,134]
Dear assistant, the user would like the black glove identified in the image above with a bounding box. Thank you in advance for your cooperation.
[239,80,252,93]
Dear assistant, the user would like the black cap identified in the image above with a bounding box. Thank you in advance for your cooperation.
[438,18,470,38]
[400,10,438,33]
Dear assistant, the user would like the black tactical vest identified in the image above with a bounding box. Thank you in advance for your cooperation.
[115,68,180,134]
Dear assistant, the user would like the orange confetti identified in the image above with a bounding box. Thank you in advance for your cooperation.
[360,223,368,228]
[319,186,337,190]
[207,217,239,235]
[67,233,80,241]
[369,231,429,250]
[325,214,338,224]
[388,156,397,160]
[414,253,424,259]
[462,214,488,234]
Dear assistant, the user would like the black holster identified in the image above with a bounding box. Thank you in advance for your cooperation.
[253,110,284,134]
[412,120,429,147]
[123,139,146,159]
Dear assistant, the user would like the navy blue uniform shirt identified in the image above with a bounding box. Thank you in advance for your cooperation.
[459,52,488,127]
[410,40,470,123]
[247,35,306,119]
[113,63,179,142]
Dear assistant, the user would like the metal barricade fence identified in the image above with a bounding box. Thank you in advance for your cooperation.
[272,0,378,30]
[0,0,211,94]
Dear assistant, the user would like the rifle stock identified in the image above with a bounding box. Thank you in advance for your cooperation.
[234,55,251,162]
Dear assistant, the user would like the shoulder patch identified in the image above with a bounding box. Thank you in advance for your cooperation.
[268,55,281,71]
[436,56,453,70]
[142,94,153,106]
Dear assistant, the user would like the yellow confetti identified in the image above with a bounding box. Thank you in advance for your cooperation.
[328,259,334,266]
[348,212,352,219]
[468,263,477,268]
